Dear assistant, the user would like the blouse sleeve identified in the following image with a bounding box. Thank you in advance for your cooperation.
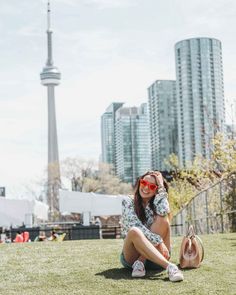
[121,196,163,245]
[153,189,170,216]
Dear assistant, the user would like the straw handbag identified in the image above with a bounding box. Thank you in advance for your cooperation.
[179,225,204,269]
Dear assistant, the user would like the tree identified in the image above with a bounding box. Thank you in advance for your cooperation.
[61,158,132,195]
[164,133,236,215]
[210,132,236,175]
[61,157,97,192]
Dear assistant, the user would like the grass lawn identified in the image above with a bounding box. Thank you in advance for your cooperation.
[0,233,235,295]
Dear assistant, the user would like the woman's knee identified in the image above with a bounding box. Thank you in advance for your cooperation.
[151,215,170,234]
[155,215,170,226]
[127,227,143,239]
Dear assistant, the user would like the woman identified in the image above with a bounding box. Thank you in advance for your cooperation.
[120,171,183,282]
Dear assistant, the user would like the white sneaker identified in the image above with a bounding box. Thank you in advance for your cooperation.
[167,263,184,282]
[132,260,146,278]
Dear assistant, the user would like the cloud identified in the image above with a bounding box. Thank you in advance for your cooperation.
[57,29,121,65]
[16,26,41,37]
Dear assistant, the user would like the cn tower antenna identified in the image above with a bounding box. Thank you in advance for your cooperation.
[46,0,53,66]
[47,1,51,31]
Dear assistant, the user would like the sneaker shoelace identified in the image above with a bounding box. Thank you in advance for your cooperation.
[168,264,179,276]
[133,261,144,272]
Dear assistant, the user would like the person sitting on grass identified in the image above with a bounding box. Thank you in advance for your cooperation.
[22,231,30,242]
[13,231,24,243]
[120,170,184,282]
[48,230,59,241]
[38,231,47,242]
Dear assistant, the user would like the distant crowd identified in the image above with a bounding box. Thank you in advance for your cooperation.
[0,230,66,243]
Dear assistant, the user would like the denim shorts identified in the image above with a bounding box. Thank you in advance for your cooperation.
[120,252,164,271]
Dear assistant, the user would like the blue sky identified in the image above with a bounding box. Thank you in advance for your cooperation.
[0,0,236,198]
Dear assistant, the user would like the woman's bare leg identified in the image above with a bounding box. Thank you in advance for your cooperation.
[122,227,169,269]
[135,215,171,263]
[150,215,171,251]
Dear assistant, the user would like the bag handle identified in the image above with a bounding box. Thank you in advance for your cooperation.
[195,235,204,262]
[186,225,195,237]
[186,225,204,262]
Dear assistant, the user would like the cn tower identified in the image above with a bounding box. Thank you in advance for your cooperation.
[40,1,61,219]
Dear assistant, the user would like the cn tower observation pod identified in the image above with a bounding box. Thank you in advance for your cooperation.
[40,65,61,86]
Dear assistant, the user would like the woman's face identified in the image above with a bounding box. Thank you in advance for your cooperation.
[139,174,158,201]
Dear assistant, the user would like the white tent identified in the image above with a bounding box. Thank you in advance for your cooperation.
[59,190,125,216]
[0,198,48,227]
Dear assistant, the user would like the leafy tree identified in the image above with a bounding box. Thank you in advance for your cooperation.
[165,132,236,215]
[168,178,197,214]
[210,133,236,175]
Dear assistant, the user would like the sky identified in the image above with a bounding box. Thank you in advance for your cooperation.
[0,0,236,199]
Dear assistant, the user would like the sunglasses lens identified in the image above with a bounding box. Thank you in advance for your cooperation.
[149,184,157,190]
[140,179,145,185]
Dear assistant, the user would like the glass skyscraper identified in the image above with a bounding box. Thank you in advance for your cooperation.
[175,38,225,167]
[148,80,177,171]
[101,102,124,171]
[101,103,150,184]
[115,103,151,184]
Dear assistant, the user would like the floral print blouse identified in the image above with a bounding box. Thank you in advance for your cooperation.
[121,189,170,245]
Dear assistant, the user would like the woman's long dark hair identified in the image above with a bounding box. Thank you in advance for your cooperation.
[133,171,169,224]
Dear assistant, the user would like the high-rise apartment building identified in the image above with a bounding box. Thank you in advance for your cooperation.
[101,103,150,184]
[101,102,124,170]
[115,103,151,184]
[175,37,225,167]
[148,80,177,171]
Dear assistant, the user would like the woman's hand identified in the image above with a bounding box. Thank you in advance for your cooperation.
[156,242,170,260]
[151,171,164,188]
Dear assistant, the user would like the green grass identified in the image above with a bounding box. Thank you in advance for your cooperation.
[0,233,236,295]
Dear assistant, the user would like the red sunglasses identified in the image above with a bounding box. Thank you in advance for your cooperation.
[140,179,158,191]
